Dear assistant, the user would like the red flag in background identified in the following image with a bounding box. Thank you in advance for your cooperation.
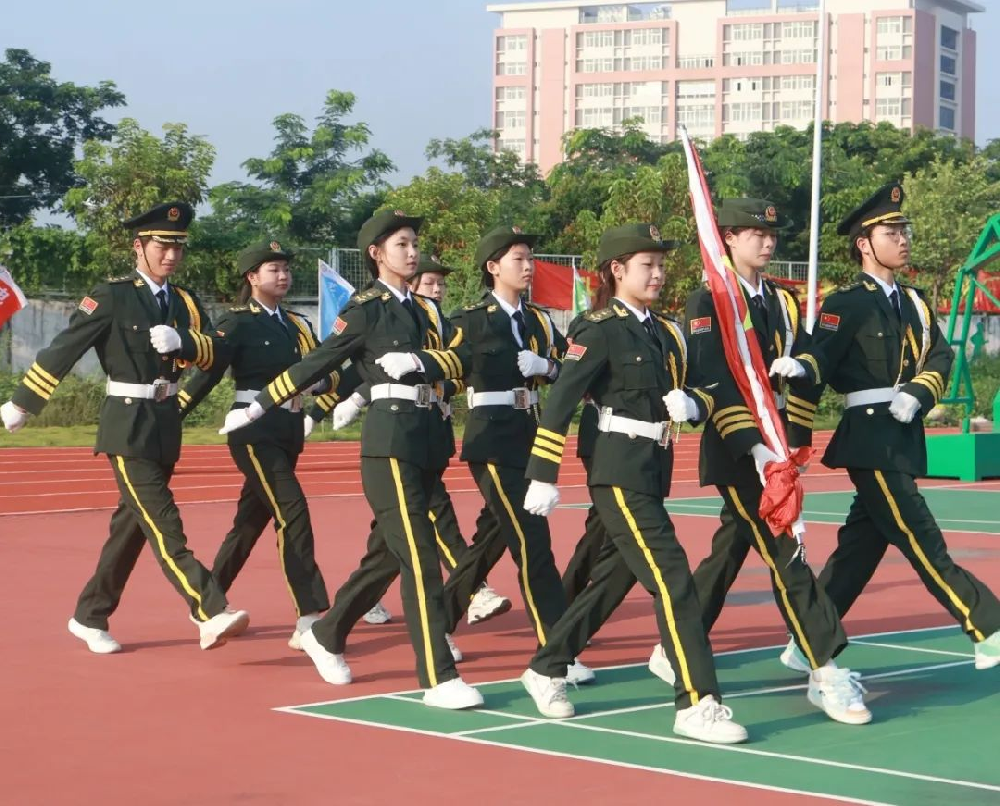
[531,260,597,310]
[0,266,28,328]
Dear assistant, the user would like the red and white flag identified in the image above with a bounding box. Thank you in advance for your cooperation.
[679,129,809,544]
[0,266,28,328]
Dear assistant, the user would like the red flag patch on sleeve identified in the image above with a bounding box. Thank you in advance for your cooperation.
[818,313,841,332]
[78,296,99,316]
[333,316,348,335]
[689,316,711,335]
[565,342,588,361]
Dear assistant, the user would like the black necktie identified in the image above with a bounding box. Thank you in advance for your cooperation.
[155,289,169,323]
[642,317,657,342]
[273,311,288,333]
[889,289,902,321]
[751,294,767,317]
[512,309,527,346]
[401,297,420,331]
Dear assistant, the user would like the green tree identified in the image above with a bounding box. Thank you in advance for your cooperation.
[0,223,91,293]
[63,119,215,279]
[0,49,124,227]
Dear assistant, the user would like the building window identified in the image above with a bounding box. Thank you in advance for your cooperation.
[497,138,525,156]
[779,100,813,120]
[781,21,816,40]
[939,106,956,130]
[676,80,716,100]
[875,98,902,118]
[496,86,526,101]
[780,48,816,64]
[876,17,903,36]
[724,102,763,123]
[940,80,956,101]
[496,110,526,129]
[498,61,527,76]
[779,75,816,91]
[941,26,959,51]
[497,35,527,53]
[940,55,957,76]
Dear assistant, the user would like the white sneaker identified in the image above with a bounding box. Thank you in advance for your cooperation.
[808,667,872,725]
[68,618,122,654]
[974,629,1000,670]
[362,602,392,625]
[674,695,748,744]
[198,609,250,650]
[467,584,512,625]
[445,633,463,663]
[566,658,595,685]
[423,677,484,710]
[300,628,352,684]
[780,638,811,674]
[648,644,676,686]
[288,612,322,651]
[521,668,575,718]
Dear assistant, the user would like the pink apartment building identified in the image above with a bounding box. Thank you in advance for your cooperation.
[488,0,983,173]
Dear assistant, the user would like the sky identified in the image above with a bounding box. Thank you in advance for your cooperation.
[4,0,999,191]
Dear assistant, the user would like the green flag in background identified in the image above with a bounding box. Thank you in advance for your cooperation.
[572,266,590,315]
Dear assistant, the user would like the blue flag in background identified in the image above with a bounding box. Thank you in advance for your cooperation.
[318,258,355,339]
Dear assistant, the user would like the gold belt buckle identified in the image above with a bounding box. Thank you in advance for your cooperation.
[512,387,530,410]
[152,379,171,402]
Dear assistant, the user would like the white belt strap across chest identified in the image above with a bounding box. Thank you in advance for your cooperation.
[597,406,671,447]
[903,287,931,373]
[466,387,538,410]
[844,386,898,408]
[106,379,178,401]
[775,289,794,359]
[370,382,439,408]
[234,388,302,411]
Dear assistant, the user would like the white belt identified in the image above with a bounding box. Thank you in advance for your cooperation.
[466,387,538,410]
[371,383,438,408]
[106,379,178,401]
[844,386,898,408]
[597,406,671,447]
[235,389,301,412]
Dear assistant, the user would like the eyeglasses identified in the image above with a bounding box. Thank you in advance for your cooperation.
[875,226,913,243]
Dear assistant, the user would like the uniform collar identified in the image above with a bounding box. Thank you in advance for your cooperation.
[491,291,523,318]
[254,299,282,320]
[612,296,650,323]
[736,272,764,299]
[136,268,168,297]
[862,271,899,299]
[377,279,412,305]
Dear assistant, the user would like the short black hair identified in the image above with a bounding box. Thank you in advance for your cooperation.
[481,245,513,289]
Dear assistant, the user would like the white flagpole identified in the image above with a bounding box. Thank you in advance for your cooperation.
[806,0,827,333]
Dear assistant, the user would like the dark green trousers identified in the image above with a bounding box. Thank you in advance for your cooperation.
[531,485,719,709]
[312,472,477,653]
[818,469,1000,642]
[441,462,566,642]
[313,457,456,688]
[690,485,846,668]
[213,442,330,616]
[561,457,614,605]
[74,455,228,629]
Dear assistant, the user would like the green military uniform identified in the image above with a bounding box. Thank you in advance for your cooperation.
[683,199,846,669]
[11,202,232,628]
[435,226,569,642]
[524,224,722,709]
[790,184,1000,641]
[179,241,331,617]
[247,211,468,689]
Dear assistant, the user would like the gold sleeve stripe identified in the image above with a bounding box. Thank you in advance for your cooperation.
[786,407,815,425]
[787,413,812,428]
[714,410,756,430]
[786,400,815,417]
[530,446,563,464]
[716,415,757,434]
[22,376,52,400]
[719,420,759,439]
[442,349,461,378]
[452,380,466,394]
[712,405,751,421]
[798,354,821,384]
[424,350,452,377]
[272,373,291,400]
[315,394,337,413]
[26,367,57,395]
[920,371,945,398]
[534,437,565,456]
[912,373,942,399]
[691,388,715,418]
[911,377,941,402]
[787,394,817,412]
[30,363,59,386]
[448,328,464,349]
[536,427,566,445]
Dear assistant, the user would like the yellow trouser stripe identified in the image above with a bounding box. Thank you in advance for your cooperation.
[727,486,818,670]
[389,458,438,686]
[246,445,301,616]
[114,456,208,620]
[874,471,984,640]
[536,427,565,444]
[429,510,458,570]
[530,446,562,464]
[487,463,546,645]
[31,362,59,385]
[611,486,698,704]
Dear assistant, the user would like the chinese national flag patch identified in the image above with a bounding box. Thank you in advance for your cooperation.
[689,316,712,335]
[78,296,99,315]
[565,342,588,361]
[333,316,348,335]
[819,313,841,332]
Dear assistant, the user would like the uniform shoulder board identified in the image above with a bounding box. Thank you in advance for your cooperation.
[284,308,311,321]
[463,299,490,311]
[107,274,135,284]
[651,310,679,326]
[584,307,615,323]
[227,304,253,313]
[829,281,864,297]
[525,300,550,313]
[353,287,383,304]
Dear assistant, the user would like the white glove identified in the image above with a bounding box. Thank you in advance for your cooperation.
[1,401,28,433]
[219,401,264,435]
[375,352,420,380]
[517,350,550,378]
[769,357,806,379]
[303,416,315,438]
[889,390,921,424]
[663,389,699,422]
[523,480,560,517]
[333,393,365,430]
[749,443,781,486]
[149,324,182,354]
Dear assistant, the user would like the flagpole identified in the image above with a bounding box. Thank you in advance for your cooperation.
[806,0,826,333]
